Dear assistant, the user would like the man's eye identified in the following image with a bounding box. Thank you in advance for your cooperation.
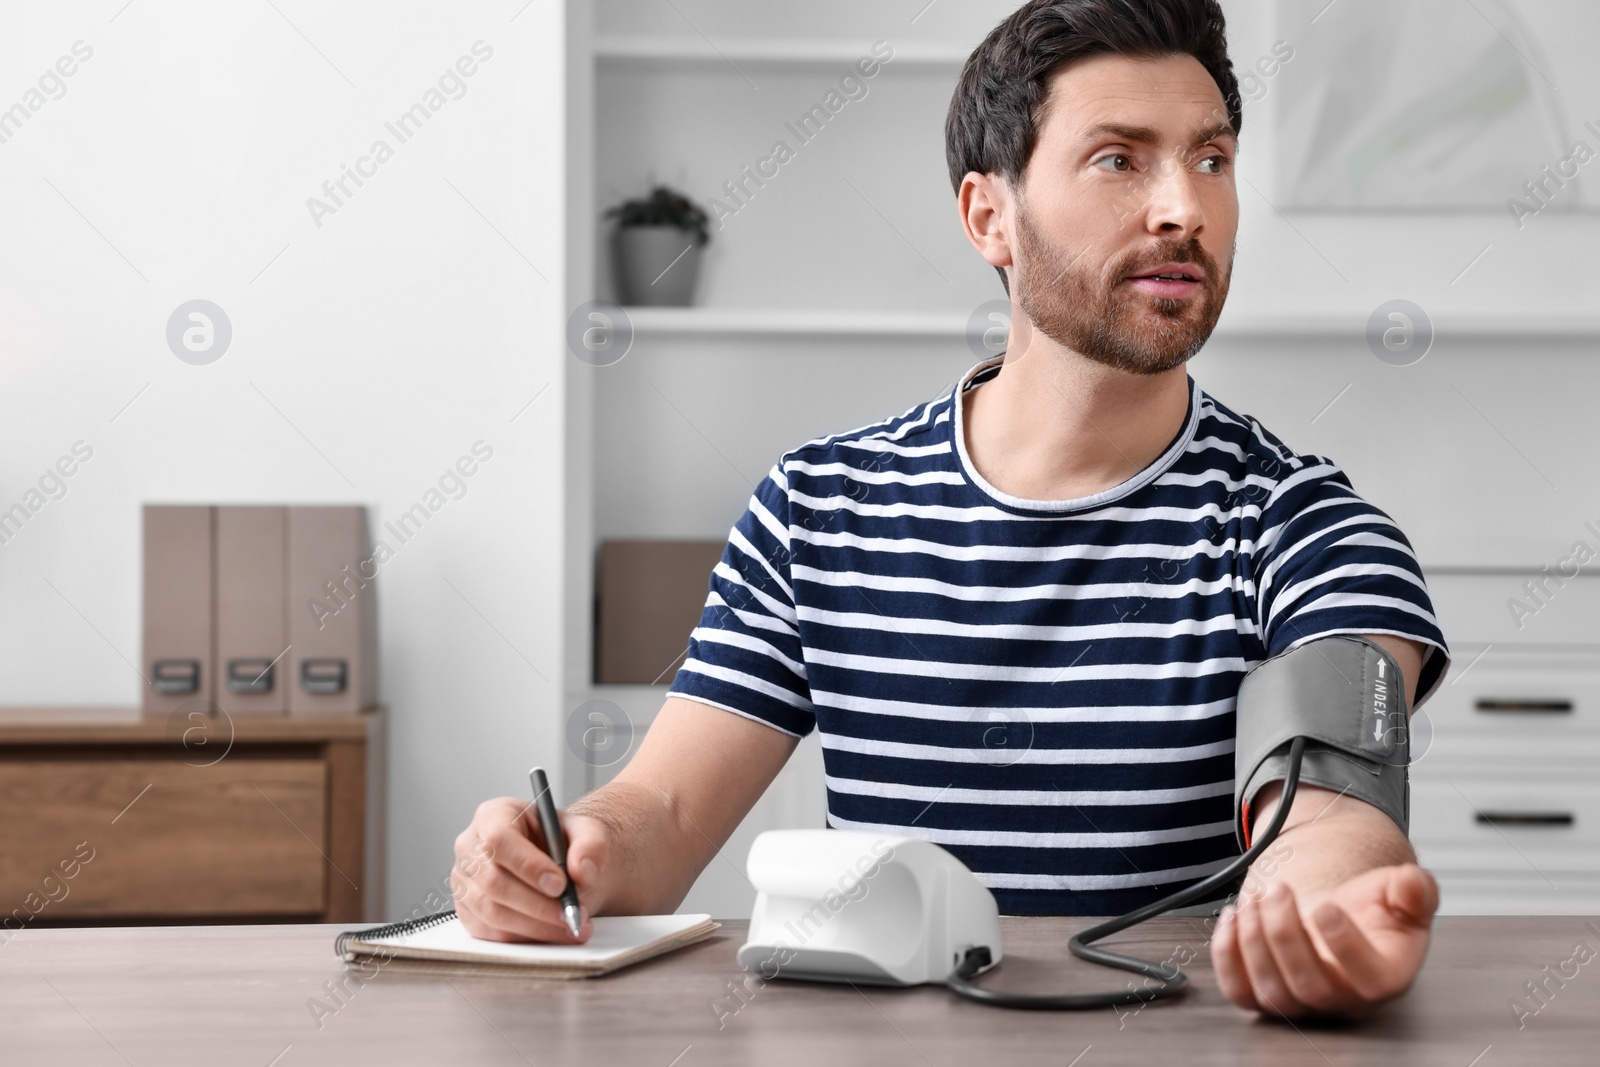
[1095,153,1133,173]
[1197,154,1231,174]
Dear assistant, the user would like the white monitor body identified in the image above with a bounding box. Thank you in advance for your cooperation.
[736,829,1004,987]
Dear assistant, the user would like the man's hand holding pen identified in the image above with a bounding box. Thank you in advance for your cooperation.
[452,790,612,944]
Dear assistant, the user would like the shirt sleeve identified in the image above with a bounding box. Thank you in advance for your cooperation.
[666,461,816,737]
[1252,459,1452,709]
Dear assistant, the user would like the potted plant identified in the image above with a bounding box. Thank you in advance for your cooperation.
[605,184,711,307]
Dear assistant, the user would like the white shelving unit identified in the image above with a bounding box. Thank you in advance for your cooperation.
[622,306,971,337]
[620,305,1600,340]
[595,36,973,68]
[570,1,1017,919]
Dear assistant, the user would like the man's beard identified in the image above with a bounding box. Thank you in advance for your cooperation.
[1012,200,1231,375]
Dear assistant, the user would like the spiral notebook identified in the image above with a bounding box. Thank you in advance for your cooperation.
[336,910,720,979]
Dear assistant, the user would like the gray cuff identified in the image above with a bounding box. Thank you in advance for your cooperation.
[1238,747,1409,852]
[1233,635,1411,851]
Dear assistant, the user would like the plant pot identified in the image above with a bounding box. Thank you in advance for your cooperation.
[613,225,703,307]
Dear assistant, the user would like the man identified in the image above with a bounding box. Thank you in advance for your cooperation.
[453,0,1451,1020]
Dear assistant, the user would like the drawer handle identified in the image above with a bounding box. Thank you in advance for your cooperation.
[227,658,275,693]
[152,659,200,694]
[1474,698,1573,714]
[1475,811,1575,827]
[301,658,348,694]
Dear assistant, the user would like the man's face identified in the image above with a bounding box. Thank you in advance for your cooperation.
[1009,52,1239,375]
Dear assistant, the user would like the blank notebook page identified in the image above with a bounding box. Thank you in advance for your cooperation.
[353,913,715,965]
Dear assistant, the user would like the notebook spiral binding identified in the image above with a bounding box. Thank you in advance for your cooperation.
[334,908,459,958]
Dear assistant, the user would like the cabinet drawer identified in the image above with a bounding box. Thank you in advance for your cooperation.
[1427,571,1600,646]
[1411,775,1600,874]
[1435,872,1600,916]
[0,757,328,918]
[1418,647,1600,761]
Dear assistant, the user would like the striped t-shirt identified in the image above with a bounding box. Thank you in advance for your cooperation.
[668,354,1451,916]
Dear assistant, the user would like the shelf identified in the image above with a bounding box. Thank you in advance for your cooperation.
[595,35,971,69]
[614,306,1600,341]
[622,306,969,338]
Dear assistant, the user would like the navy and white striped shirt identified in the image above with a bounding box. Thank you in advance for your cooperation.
[668,354,1451,915]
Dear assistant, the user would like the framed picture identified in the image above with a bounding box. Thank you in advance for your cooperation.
[1275,0,1600,215]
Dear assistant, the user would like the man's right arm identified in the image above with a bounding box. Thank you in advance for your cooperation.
[452,695,797,942]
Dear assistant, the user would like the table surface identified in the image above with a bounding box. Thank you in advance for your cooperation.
[3,916,1596,1065]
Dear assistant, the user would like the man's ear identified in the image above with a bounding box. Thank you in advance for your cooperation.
[959,170,1015,274]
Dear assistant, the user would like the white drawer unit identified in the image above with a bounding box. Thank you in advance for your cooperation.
[1416,646,1600,764]
[1411,571,1600,914]
[1411,773,1600,875]
[1426,571,1600,647]
[1411,873,1600,916]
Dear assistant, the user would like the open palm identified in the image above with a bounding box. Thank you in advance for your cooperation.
[1211,863,1439,1018]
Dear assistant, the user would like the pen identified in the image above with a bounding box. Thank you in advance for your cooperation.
[529,766,583,938]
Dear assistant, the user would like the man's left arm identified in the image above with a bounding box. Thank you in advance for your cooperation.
[1211,632,1441,1019]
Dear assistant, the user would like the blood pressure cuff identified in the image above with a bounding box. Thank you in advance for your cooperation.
[1234,635,1411,851]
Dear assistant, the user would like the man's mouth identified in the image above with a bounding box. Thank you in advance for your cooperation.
[1124,262,1203,297]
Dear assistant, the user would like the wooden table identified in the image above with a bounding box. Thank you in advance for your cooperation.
[2,916,1594,1064]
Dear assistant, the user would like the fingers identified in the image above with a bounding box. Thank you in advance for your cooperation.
[1210,904,1260,1012]
[451,797,598,943]
[1384,863,1440,927]
[1255,882,1361,1013]
[474,798,570,892]
[456,873,591,944]
[455,851,587,940]
[1233,889,1310,1017]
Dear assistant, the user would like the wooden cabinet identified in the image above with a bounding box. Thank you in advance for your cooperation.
[0,708,383,925]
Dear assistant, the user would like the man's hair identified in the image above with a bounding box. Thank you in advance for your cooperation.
[945,0,1242,293]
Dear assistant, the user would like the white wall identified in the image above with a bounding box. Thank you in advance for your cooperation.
[0,0,570,917]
